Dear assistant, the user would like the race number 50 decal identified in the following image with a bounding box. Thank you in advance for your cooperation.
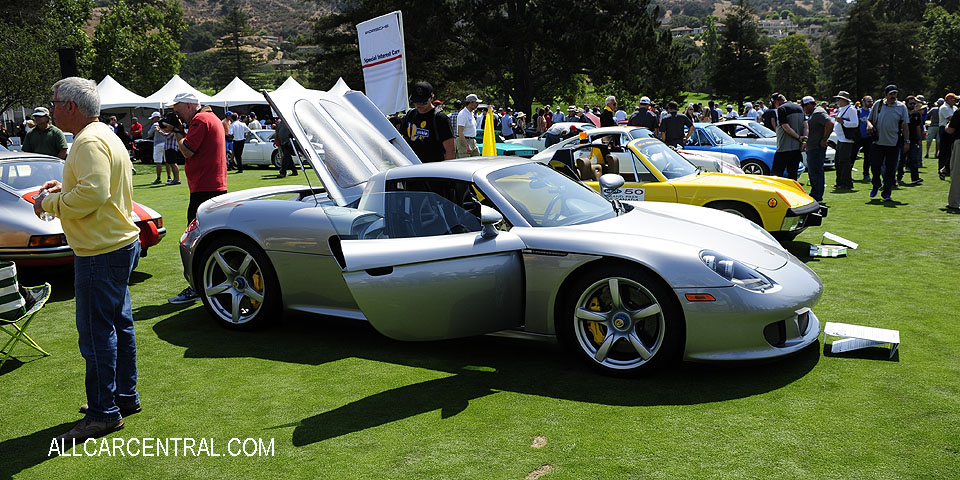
[609,188,645,201]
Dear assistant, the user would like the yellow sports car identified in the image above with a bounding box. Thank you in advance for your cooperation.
[547,137,826,240]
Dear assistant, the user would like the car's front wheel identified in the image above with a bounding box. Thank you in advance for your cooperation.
[198,236,280,330]
[557,265,682,376]
[741,159,768,175]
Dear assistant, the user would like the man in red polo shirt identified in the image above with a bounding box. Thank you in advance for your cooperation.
[161,92,228,304]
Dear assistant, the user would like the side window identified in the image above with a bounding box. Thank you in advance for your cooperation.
[734,126,750,137]
[689,130,706,146]
[630,151,659,183]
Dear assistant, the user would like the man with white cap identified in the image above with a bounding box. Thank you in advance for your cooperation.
[144,111,170,185]
[801,95,833,202]
[627,97,659,137]
[832,90,859,189]
[456,93,481,158]
[22,106,67,159]
[723,104,737,120]
[162,92,227,304]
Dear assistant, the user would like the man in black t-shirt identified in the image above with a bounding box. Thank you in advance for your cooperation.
[402,81,455,163]
[627,96,660,136]
[761,97,778,131]
[660,101,693,147]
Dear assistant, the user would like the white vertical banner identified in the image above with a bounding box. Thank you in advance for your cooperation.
[356,11,408,115]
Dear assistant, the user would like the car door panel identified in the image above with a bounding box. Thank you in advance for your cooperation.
[339,232,525,341]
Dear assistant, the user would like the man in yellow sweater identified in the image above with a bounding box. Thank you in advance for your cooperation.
[36,77,142,444]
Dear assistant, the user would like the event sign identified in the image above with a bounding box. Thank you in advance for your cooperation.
[356,11,408,115]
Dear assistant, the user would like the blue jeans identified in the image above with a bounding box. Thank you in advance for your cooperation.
[806,147,826,202]
[74,240,140,422]
[871,145,900,198]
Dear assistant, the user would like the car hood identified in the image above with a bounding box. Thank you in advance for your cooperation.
[264,79,420,206]
[729,142,775,153]
[669,172,814,208]
[523,201,790,271]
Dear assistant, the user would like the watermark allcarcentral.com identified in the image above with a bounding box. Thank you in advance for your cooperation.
[49,437,275,457]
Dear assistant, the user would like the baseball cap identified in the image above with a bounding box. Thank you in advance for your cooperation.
[726,104,733,109]
[32,106,50,117]
[167,92,199,107]
[150,111,161,119]
[937,98,945,104]
[568,105,576,111]
[883,84,898,95]
[639,96,651,105]
[801,96,816,105]
[409,81,433,103]
[464,93,482,103]
[225,110,233,116]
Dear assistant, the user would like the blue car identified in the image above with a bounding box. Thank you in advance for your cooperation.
[683,123,803,176]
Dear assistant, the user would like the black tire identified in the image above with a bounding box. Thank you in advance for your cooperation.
[271,149,280,168]
[705,201,763,227]
[741,159,769,175]
[197,236,281,330]
[556,264,683,376]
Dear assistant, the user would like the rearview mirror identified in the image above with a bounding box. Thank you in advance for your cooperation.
[480,205,502,238]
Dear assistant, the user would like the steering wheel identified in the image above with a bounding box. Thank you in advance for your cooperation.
[543,191,565,225]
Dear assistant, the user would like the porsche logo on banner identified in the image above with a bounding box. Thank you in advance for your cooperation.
[356,11,408,115]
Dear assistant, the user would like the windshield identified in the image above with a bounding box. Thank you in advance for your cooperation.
[703,125,737,145]
[629,128,654,139]
[749,122,776,138]
[293,98,415,189]
[0,159,63,191]
[636,141,698,179]
[487,163,616,227]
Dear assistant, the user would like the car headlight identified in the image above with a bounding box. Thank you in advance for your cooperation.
[700,250,776,292]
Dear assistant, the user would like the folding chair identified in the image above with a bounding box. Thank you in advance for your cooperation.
[0,261,52,371]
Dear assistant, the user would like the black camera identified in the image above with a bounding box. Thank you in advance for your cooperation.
[158,112,184,134]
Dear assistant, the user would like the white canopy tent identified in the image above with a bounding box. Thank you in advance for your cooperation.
[97,75,149,109]
[208,77,269,108]
[143,75,213,110]
[273,76,307,93]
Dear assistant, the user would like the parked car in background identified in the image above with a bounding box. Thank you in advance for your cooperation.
[242,129,282,167]
[684,123,804,176]
[715,120,836,169]
[0,152,165,266]
[505,122,596,151]
[534,126,741,174]
[542,138,826,241]
[475,129,540,158]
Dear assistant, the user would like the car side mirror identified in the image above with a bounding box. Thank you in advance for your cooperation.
[480,205,502,238]
[599,174,625,199]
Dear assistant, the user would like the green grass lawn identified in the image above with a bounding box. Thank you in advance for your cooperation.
[2,158,959,479]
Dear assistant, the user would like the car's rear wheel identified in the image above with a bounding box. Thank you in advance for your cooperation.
[271,150,280,168]
[705,201,763,227]
[557,264,682,376]
[198,236,280,330]
[741,159,768,175]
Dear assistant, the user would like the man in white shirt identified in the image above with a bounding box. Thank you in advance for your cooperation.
[456,94,480,158]
[724,105,738,120]
[744,103,759,120]
[614,106,627,122]
[831,90,859,190]
[228,113,251,173]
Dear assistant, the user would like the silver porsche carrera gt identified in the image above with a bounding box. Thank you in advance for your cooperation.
[177,81,822,375]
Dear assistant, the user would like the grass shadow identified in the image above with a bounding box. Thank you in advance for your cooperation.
[155,309,821,445]
[0,421,75,480]
[0,357,24,375]
[782,240,817,263]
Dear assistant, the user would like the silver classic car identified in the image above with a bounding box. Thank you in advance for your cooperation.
[178,82,822,375]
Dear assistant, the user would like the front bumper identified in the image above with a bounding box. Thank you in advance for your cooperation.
[781,201,827,231]
[677,258,823,361]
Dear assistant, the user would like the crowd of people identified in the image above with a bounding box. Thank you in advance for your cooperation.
[395,82,959,213]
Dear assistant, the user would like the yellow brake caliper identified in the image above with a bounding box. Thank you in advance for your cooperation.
[250,269,263,309]
[586,296,606,344]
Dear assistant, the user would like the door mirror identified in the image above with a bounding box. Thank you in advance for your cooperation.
[479,205,502,238]
[599,173,625,199]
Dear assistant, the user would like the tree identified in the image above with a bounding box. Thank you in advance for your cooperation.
[831,0,880,100]
[92,0,186,95]
[212,7,260,86]
[768,34,818,100]
[0,0,94,113]
[924,6,960,95]
[712,0,769,108]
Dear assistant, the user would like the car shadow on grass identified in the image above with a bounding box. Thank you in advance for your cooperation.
[0,421,77,480]
[154,309,820,445]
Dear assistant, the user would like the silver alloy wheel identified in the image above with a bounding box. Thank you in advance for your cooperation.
[741,161,765,175]
[202,245,266,324]
[572,276,666,371]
